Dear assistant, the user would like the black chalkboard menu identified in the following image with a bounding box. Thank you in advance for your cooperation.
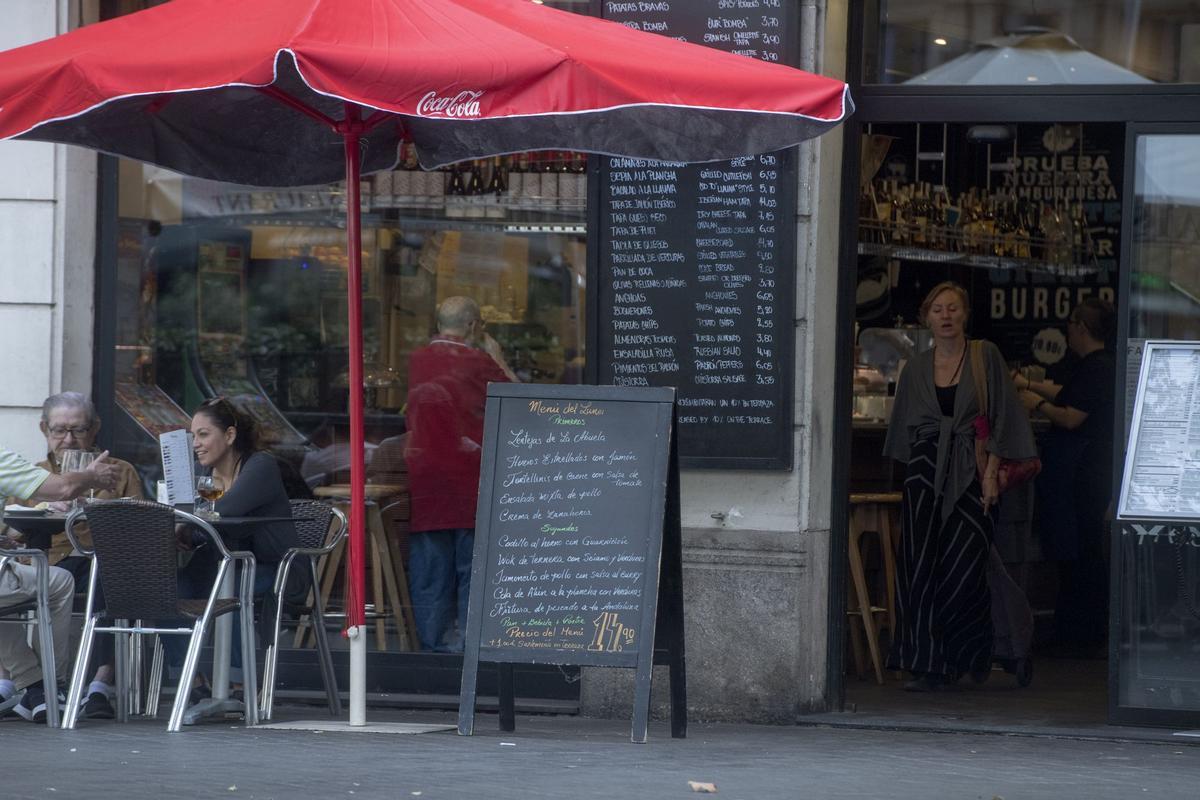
[458,383,686,743]
[591,0,799,470]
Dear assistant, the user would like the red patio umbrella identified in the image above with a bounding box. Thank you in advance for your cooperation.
[0,0,852,725]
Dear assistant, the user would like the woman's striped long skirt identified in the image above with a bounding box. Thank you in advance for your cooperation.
[886,436,994,680]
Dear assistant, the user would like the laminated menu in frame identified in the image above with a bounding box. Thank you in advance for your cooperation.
[457,384,686,743]
[1118,340,1200,521]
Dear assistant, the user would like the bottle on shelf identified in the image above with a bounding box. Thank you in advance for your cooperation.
[515,151,538,209]
[538,151,560,207]
[465,159,487,219]
[445,164,467,218]
[485,156,508,219]
[912,183,929,246]
[391,141,418,204]
[558,151,584,205]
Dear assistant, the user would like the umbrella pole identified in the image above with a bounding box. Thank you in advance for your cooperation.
[341,104,368,727]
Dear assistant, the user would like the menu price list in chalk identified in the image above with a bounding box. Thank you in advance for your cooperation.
[479,398,659,656]
[603,0,792,65]
[598,149,795,467]
[596,0,797,468]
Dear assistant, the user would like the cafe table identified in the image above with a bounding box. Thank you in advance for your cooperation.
[2,507,306,725]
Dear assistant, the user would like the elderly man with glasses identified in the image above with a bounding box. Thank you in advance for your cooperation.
[0,432,120,722]
[2,392,143,720]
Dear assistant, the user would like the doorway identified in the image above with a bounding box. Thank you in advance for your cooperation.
[838,120,1123,733]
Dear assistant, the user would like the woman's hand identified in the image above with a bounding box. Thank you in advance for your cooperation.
[981,473,1000,514]
[1017,389,1042,412]
[1009,368,1029,391]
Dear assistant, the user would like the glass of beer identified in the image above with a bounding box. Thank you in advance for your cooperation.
[194,475,224,516]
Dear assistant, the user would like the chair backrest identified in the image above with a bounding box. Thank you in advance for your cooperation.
[80,499,185,619]
[289,499,343,550]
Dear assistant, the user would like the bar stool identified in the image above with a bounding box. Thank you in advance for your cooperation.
[846,491,901,685]
[301,484,419,651]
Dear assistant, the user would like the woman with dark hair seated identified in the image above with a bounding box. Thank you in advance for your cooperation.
[172,397,302,696]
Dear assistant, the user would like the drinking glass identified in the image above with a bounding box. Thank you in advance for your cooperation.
[58,449,80,474]
[60,450,96,506]
[194,475,225,516]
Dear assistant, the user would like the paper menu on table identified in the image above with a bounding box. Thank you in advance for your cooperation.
[158,429,195,506]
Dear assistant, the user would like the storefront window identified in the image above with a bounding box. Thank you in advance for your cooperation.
[1115,132,1200,718]
[865,1,1200,85]
[109,158,588,487]
[95,0,592,690]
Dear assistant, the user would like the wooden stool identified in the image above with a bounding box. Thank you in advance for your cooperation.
[299,484,419,651]
[847,491,901,685]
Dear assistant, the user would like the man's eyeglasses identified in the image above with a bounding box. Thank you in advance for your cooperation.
[48,426,92,438]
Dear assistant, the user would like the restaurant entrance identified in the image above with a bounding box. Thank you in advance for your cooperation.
[841,118,1122,732]
[833,0,1200,732]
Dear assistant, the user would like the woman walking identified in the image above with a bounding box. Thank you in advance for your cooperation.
[883,282,1036,691]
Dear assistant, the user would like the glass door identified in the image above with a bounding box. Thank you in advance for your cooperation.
[1113,125,1200,726]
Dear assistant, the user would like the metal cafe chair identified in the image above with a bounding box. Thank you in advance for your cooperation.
[0,544,60,727]
[62,499,259,732]
[259,500,347,721]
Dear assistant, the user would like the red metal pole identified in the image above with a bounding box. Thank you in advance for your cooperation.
[341,104,367,635]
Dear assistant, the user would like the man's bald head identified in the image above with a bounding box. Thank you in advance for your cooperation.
[437,296,482,337]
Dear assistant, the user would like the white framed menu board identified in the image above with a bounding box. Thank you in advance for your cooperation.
[1118,340,1200,520]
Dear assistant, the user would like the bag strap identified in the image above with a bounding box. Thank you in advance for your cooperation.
[969,339,988,421]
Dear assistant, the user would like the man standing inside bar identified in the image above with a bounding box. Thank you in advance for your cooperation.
[405,296,516,652]
[0,443,119,722]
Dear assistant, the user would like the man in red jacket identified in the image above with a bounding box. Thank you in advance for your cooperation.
[405,296,515,651]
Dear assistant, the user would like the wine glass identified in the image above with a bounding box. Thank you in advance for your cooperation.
[194,475,224,516]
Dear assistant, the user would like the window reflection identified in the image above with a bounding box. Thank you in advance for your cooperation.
[109,162,588,488]
[1129,135,1200,341]
[1116,135,1200,716]
[868,1,1200,84]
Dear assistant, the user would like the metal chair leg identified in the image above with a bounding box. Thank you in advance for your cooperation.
[259,559,292,722]
[168,622,208,733]
[33,567,59,728]
[130,625,144,716]
[63,614,98,730]
[145,635,163,718]
[309,558,341,717]
[237,559,259,727]
[114,619,129,723]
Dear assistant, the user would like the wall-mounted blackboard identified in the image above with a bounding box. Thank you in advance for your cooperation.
[589,0,799,471]
[458,383,685,743]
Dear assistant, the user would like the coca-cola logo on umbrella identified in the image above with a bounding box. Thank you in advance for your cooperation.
[416,90,484,118]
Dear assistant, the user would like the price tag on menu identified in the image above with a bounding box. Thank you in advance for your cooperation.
[158,429,196,506]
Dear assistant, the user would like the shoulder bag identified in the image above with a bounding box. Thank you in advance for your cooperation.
[970,340,1041,493]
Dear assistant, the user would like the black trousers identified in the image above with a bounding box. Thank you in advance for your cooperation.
[55,556,114,680]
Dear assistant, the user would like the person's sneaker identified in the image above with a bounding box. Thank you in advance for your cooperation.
[14,686,45,722]
[0,691,21,719]
[83,691,115,720]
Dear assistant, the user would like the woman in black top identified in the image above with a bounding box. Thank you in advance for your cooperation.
[1016,298,1117,654]
[178,397,301,687]
[884,282,1037,691]
[192,398,299,566]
